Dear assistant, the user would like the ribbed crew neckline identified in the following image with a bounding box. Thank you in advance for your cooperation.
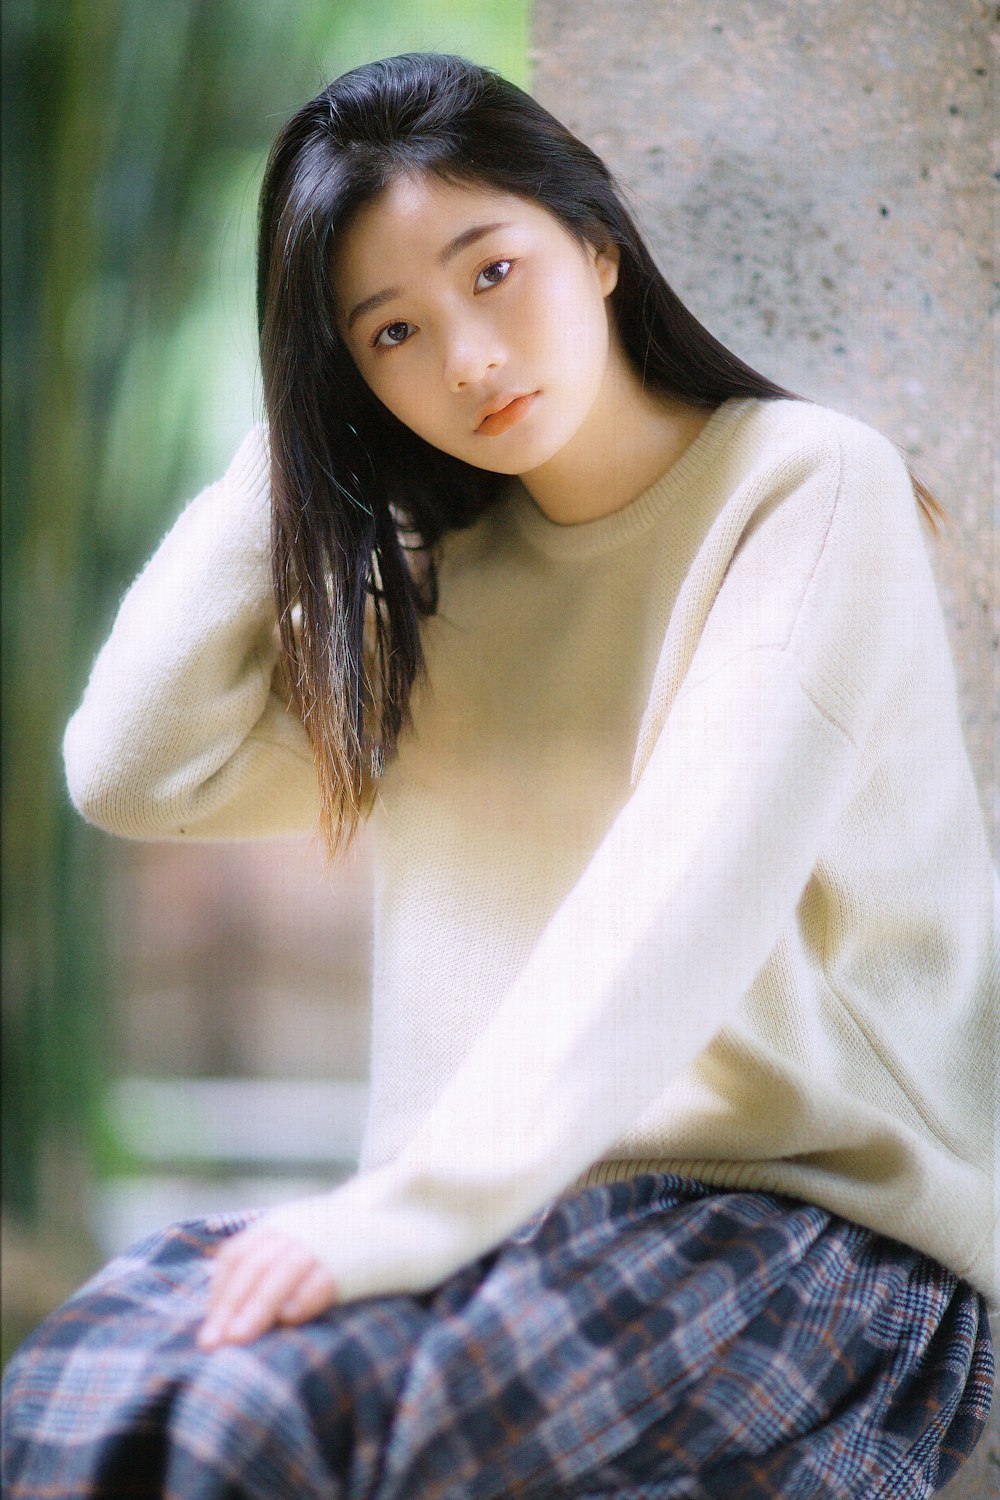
[508,397,756,560]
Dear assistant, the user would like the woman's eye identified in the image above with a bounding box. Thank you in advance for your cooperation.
[474,259,512,291]
[373,320,414,349]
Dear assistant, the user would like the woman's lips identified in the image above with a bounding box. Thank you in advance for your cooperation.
[476,392,538,436]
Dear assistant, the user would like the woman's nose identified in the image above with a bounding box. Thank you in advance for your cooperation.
[443,329,504,392]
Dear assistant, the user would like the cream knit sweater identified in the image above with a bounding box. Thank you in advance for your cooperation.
[64,398,999,1306]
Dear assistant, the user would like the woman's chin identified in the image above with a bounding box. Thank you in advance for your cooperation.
[466,431,581,480]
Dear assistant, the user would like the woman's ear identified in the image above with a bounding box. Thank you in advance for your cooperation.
[593,241,620,297]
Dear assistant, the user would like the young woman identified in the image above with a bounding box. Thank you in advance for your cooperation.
[3,51,995,1500]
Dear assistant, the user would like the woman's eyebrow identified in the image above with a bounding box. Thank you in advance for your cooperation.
[439,220,511,265]
[346,221,512,330]
[346,287,404,332]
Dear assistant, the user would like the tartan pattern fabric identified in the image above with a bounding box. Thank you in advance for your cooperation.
[2,1173,992,1500]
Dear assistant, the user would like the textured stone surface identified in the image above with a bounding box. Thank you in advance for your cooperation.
[532,4,997,1494]
[532,0,997,847]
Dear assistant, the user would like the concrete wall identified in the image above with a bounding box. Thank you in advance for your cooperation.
[531,4,997,1495]
[532,0,996,847]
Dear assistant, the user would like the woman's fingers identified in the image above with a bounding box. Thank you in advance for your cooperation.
[278,1261,339,1323]
[205,1257,301,1346]
[198,1227,332,1348]
[204,1230,284,1321]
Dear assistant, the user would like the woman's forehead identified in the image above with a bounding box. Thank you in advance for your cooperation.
[333,174,573,297]
[346,174,544,248]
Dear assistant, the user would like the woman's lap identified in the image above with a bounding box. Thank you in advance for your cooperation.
[2,1173,993,1499]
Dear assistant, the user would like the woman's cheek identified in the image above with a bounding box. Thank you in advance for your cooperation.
[371,364,420,429]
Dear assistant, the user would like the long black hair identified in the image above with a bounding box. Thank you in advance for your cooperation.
[257,51,936,853]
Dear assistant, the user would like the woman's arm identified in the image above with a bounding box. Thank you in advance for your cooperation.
[63,427,320,840]
[200,641,861,1343]
[204,417,955,1334]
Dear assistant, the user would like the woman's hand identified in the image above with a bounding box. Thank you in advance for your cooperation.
[197,1223,339,1349]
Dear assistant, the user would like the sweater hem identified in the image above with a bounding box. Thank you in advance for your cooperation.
[565,1156,996,1305]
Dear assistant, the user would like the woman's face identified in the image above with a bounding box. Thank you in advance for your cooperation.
[333,173,620,475]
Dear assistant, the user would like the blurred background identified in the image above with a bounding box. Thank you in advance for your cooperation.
[2,0,528,1364]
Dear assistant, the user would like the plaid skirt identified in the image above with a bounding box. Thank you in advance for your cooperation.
[2,1173,993,1500]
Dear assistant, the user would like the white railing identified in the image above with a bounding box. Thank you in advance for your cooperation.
[93,1076,368,1256]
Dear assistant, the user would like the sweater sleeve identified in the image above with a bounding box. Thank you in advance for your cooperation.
[63,427,320,840]
[260,422,925,1299]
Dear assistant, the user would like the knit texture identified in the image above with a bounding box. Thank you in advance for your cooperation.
[63,398,999,1306]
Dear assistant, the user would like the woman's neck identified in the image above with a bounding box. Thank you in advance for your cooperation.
[518,339,717,526]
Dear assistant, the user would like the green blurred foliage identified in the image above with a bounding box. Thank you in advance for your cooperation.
[1,0,527,1247]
